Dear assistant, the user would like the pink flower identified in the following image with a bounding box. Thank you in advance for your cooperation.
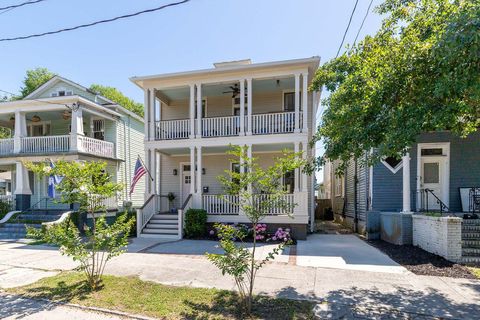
[272,236,277,241]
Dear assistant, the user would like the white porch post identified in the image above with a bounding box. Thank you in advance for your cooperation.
[14,162,31,195]
[145,149,151,196]
[196,145,202,198]
[149,89,156,141]
[294,141,300,193]
[402,152,411,212]
[239,79,245,136]
[294,73,300,133]
[246,78,252,135]
[143,89,150,141]
[301,142,308,191]
[196,83,202,138]
[13,110,27,153]
[70,106,84,152]
[302,73,308,133]
[190,146,196,194]
[152,149,157,195]
[189,84,195,138]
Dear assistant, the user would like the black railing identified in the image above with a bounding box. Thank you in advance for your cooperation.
[419,188,450,214]
[469,188,480,214]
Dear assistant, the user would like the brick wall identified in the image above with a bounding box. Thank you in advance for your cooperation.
[412,215,462,262]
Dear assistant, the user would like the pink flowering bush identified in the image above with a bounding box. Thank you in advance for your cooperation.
[254,223,267,241]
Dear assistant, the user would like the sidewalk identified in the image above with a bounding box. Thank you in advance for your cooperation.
[1,238,480,319]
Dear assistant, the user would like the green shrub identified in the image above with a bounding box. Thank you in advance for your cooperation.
[0,201,12,219]
[184,209,207,238]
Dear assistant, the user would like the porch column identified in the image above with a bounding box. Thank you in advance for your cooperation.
[246,78,252,135]
[13,110,27,153]
[294,73,300,133]
[189,84,195,138]
[196,146,202,196]
[294,141,300,193]
[196,83,202,138]
[143,89,150,141]
[302,72,308,133]
[301,142,308,191]
[70,106,84,152]
[190,146,196,194]
[402,152,411,212]
[149,89,156,141]
[14,161,31,210]
[239,79,245,136]
[152,149,157,195]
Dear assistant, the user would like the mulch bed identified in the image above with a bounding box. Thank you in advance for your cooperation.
[367,240,477,279]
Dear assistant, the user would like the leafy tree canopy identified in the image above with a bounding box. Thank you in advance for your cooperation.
[18,67,56,99]
[311,0,480,172]
[89,84,144,117]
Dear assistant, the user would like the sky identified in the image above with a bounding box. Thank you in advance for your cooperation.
[0,0,385,180]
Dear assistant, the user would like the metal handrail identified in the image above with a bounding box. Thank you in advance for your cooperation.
[423,188,450,214]
[180,194,192,210]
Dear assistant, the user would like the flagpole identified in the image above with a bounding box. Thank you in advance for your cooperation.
[137,154,154,181]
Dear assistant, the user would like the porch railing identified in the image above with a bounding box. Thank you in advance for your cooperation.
[21,135,70,154]
[253,193,295,215]
[155,119,190,140]
[0,138,14,154]
[78,136,115,158]
[137,194,159,234]
[202,115,240,137]
[252,111,295,135]
[203,194,240,215]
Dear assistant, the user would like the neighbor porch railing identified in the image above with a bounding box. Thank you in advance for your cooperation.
[78,136,115,158]
[0,138,14,154]
[21,135,70,153]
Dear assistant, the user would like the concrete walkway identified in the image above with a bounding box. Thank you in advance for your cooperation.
[1,237,480,319]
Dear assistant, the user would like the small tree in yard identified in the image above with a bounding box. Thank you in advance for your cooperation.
[26,160,133,290]
[206,146,305,315]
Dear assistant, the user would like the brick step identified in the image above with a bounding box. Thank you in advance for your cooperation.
[462,248,480,256]
[461,232,480,240]
[16,214,62,222]
[461,256,480,266]
[462,240,480,248]
[0,232,28,239]
[1,223,42,228]
[462,219,480,225]
[462,225,480,232]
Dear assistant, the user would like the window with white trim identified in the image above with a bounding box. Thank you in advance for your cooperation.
[51,89,73,97]
[381,156,403,174]
[93,119,105,140]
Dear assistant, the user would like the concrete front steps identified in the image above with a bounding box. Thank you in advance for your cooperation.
[140,213,180,239]
[0,212,61,240]
[461,219,480,265]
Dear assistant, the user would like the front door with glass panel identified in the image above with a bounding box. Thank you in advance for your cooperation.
[418,145,449,211]
[181,164,192,205]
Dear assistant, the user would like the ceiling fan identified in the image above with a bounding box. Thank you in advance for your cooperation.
[222,83,240,98]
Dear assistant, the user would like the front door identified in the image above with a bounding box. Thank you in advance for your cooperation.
[420,158,446,210]
[181,164,192,205]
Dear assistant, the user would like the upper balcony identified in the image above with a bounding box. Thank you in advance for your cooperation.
[135,57,321,143]
[0,107,116,159]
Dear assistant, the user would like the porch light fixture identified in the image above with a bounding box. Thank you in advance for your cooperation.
[173,169,178,176]
[62,110,72,120]
[202,168,206,175]
[31,115,41,122]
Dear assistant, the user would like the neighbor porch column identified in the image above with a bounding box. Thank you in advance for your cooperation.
[294,141,300,193]
[196,83,202,138]
[14,161,31,210]
[246,78,252,135]
[189,84,195,138]
[402,152,411,212]
[239,79,245,136]
[149,89,156,141]
[13,110,27,153]
[70,106,84,152]
[294,73,300,133]
[196,146,202,196]
[190,146,196,194]
[302,72,308,133]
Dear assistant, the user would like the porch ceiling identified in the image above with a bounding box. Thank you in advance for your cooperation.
[159,76,295,101]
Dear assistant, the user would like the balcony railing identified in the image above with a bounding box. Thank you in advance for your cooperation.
[155,111,299,140]
[0,135,115,158]
[202,115,240,137]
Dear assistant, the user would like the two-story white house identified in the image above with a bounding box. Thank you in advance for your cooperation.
[132,57,320,240]
[0,76,145,213]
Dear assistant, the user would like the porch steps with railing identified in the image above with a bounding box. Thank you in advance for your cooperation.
[0,211,62,239]
[461,219,480,265]
[141,212,180,239]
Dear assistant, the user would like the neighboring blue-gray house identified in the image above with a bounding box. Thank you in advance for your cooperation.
[327,130,480,232]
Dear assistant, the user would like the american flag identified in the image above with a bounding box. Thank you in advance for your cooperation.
[130,158,146,195]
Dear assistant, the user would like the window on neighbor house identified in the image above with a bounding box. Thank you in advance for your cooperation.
[382,156,403,174]
[93,119,105,140]
[283,170,295,194]
[284,92,301,112]
[28,123,50,137]
[334,175,344,197]
[51,90,73,97]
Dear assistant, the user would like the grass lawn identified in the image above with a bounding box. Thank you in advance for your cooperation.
[469,267,480,279]
[8,272,315,319]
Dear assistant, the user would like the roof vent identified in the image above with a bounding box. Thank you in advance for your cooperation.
[213,59,252,68]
